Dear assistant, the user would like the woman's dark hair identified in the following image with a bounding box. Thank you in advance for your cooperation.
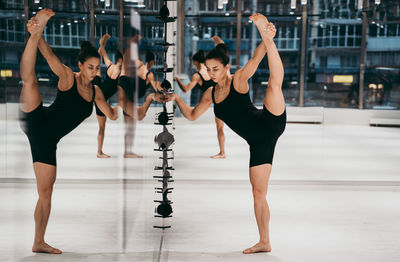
[145,50,155,63]
[78,41,100,64]
[206,43,229,66]
[192,50,205,63]
[115,50,123,62]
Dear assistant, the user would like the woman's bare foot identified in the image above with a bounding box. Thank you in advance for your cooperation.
[210,152,226,159]
[124,152,143,158]
[249,13,276,40]
[32,242,62,254]
[97,152,111,158]
[34,8,55,33]
[242,242,271,254]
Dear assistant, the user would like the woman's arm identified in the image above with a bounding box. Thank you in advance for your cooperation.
[38,36,73,90]
[169,88,213,121]
[174,74,201,93]
[147,72,163,92]
[98,34,113,68]
[94,86,118,120]
[138,93,156,120]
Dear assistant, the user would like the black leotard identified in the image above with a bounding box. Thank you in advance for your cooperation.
[119,71,151,101]
[20,76,95,166]
[95,66,119,117]
[211,77,286,167]
[195,72,216,92]
[138,71,151,98]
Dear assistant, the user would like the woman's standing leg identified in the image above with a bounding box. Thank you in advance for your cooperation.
[96,115,110,158]
[32,163,61,254]
[210,117,226,159]
[243,164,273,254]
[124,114,142,158]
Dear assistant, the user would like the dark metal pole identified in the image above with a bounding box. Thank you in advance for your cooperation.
[236,0,242,69]
[90,0,95,45]
[119,0,123,51]
[24,0,29,40]
[299,3,308,107]
[358,0,368,109]
[177,0,185,74]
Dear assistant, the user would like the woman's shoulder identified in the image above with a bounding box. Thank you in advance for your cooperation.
[232,73,249,94]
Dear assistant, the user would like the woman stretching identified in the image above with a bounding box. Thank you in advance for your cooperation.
[94,34,123,158]
[19,9,118,254]
[166,14,286,253]
[174,35,227,159]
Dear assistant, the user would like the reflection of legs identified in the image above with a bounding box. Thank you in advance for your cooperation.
[32,162,62,254]
[124,114,142,158]
[118,86,135,118]
[96,115,110,158]
[210,117,226,159]
[20,33,42,113]
[243,164,272,254]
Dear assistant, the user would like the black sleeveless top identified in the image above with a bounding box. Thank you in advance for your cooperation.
[195,72,216,92]
[48,76,95,141]
[212,78,285,144]
[100,65,119,100]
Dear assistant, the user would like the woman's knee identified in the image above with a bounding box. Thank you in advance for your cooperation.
[37,186,53,200]
[252,187,267,200]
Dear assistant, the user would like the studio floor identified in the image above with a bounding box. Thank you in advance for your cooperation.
[1,107,400,262]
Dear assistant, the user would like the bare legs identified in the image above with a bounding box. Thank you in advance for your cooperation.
[244,15,285,253]
[210,117,226,159]
[123,114,142,158]
[19,24,42,113]
[96,115,110,158]
[243,164,272,254]
[20,9,61,254]
[32,163,61,254]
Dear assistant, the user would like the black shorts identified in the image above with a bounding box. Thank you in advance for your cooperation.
[119,76,135,101]
[19,103,59,166]
[248,106,286,167]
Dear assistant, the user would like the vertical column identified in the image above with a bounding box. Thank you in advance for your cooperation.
[90,0,95,45]
[119,0,123,51]
[24,0,29,40]
[236,0,242,69]
[176,0,185,74]
[358,0,368,109]
[299,2,308,107]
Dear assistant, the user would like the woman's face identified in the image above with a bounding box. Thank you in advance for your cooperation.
[205,59,228,83]
[79,57,100,81]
